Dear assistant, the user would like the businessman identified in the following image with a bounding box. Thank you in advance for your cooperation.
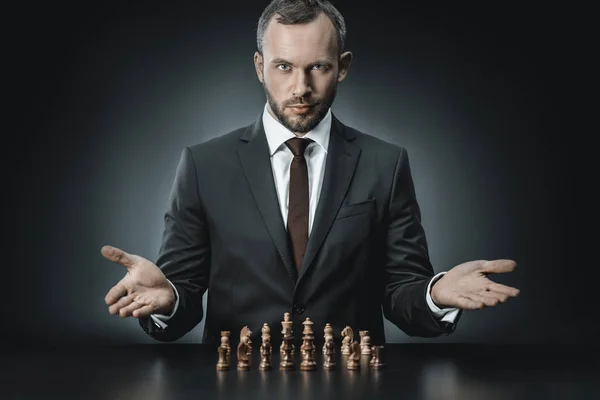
[102,0,519,346]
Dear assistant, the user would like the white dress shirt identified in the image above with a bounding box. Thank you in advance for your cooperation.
[151,103,459,328]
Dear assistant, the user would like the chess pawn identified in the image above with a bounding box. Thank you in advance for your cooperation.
[360,330,372,355]
[341,336,351,355]
[322,323,333,354]
[216,345,229,370]
[220,331,231,356]
[341,326,353,355]
[370,345,376,366]
[322,336,336,370]
[346,341,360,370]
[370,345,386,369]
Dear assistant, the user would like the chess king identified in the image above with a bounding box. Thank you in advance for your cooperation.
[101,0,519,347]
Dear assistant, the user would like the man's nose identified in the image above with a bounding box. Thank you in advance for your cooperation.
[292,71,312,98]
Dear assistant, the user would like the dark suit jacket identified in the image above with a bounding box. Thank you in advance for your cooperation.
[139,112,460,346]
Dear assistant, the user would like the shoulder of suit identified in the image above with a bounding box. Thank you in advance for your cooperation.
[185,124,252,155]
[342,124,406,159]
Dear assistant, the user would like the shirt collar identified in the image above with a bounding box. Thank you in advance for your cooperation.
[262,102,331,157]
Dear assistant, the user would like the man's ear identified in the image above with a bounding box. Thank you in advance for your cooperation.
[254,51,264,83]
[337,51,353,83]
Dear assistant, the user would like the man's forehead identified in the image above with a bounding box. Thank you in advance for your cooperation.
[262,13,337,57]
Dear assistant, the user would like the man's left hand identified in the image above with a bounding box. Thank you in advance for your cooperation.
[431,259,520,310]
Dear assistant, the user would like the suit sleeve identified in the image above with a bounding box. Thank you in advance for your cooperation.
[138,147,211,341]
[382,147,461,337]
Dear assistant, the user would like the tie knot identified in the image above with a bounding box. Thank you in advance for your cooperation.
[285,137,312,157]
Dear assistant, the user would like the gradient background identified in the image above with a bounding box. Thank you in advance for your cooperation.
[9,1,586,345]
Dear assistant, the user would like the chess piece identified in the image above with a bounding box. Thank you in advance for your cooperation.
[370,345,386,369]
[220,331,231,357]
[322,323,333,354]
[341,326,353,355]
[360,330,372,355]
[322,334,336,370]
[259,323,272,370]
[300,318,316,371]
[216,345,229,370]
[346,341,360,370]
[370,345,376,366]
[280,313,296,370]
[280,334,296,370]
[280,312,295,356]
[237,326,252,371]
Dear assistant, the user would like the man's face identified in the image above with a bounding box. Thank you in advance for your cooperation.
[254,12,352,135]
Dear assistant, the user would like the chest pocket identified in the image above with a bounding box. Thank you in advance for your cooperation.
[335,198,375,220]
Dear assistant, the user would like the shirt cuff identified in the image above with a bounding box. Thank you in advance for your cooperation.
[426,272,460,323]
[149,280,179,329]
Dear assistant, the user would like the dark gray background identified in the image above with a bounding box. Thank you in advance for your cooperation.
[9,1,587,345]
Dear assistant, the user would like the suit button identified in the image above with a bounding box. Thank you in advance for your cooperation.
[294,303,305,314]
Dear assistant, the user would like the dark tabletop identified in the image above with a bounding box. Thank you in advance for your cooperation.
[1,343,598,400]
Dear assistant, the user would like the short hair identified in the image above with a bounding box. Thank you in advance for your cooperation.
[256,0,347,54]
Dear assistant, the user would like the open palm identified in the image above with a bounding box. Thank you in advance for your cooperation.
[431,259,520,310]
[102,245,175,318]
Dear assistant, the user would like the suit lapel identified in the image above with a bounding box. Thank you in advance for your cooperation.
[237,116,297,283]
[296,115,361,285]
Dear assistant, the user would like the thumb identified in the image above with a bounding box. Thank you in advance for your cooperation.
[481,259,517,274]
[101,245,137,270]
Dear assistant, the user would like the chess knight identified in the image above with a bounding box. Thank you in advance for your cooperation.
[237,326,252,370]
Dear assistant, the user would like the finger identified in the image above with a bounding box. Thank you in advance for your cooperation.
[133,305,155,318]
[101,245,136,270]
[481,259,517,274]
[467,293,499,308]
[481,291,512,306]
[456,296,485,310]
[105,282,127,305]
[108,295,134,315]
[485,281,520,297]
[119,301,144,318]
[478,289,508,303]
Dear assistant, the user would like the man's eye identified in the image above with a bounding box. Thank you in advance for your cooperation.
[313,64,325,70]
[277,64,290,71]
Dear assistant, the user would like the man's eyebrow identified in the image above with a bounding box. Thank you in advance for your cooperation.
[271,57,292,65]
[270,58,334,65]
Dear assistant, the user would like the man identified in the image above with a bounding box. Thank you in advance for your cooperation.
[102,0,519,346]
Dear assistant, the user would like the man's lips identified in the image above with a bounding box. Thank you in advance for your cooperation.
[288,104,315,114]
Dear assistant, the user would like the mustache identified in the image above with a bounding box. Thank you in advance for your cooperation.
[284,98,321,107]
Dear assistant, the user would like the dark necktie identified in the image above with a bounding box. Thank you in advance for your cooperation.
[285,137,312,271]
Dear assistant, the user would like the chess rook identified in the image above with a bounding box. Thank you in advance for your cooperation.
[370,345,386,369]
[360,330,372,355]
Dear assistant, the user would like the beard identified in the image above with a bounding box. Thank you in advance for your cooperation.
[262,80,337,134]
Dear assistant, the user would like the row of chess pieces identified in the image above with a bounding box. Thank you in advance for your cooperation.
[216,312,385,371]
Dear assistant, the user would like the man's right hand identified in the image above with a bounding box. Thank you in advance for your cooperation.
[101,245,175,318]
